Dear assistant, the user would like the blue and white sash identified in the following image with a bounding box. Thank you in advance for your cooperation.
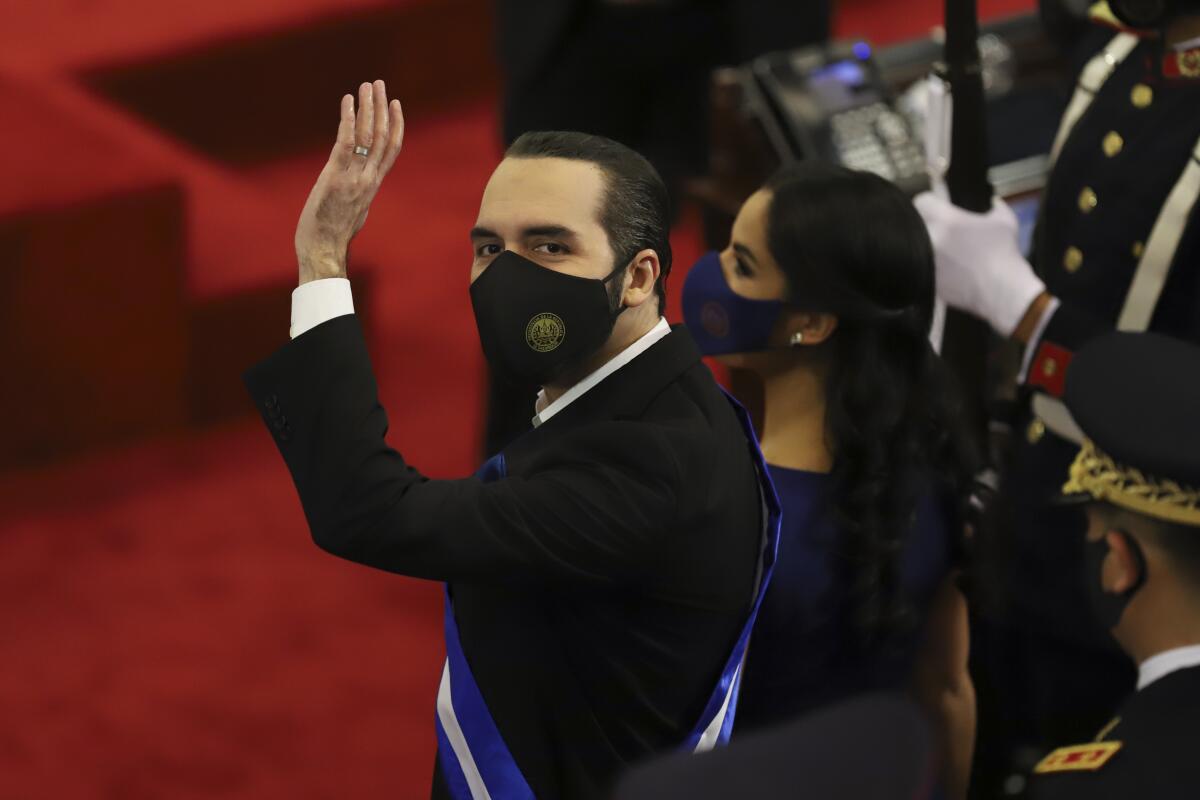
[434,393,782,799]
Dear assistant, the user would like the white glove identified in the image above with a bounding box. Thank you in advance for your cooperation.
[914,191,1045,338]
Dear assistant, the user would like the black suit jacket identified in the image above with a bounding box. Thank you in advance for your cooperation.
[1031,665,1200,800]
[244,316,762,799]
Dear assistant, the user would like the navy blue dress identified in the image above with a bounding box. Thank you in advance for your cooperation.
[736,464,955,733]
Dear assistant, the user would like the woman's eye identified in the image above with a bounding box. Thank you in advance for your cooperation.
[734,257,753,277]
[477,243,502,258]
[534,242,568,255]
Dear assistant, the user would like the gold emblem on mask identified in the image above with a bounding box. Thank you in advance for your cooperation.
[526,313,566,353]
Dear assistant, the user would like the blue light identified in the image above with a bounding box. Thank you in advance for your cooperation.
[853,41,872,60]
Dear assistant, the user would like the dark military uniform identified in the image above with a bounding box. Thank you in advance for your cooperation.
[1024,332,1200,800]
[1030,666,1200,800]
[971,3,1200,781]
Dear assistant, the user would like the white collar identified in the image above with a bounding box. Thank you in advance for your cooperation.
[1137,644,1200,690]
[532,318,671,428]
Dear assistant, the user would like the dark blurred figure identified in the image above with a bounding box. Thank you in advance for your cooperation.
[487,0,831,455]
[1026,333,1200,800]
[614,693,937,800]
[1036,0,1092,47]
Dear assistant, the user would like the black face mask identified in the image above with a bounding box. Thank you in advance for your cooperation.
[1084,530,1148,631]
[469,250,626,385]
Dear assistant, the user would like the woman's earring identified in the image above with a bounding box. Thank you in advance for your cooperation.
[789,331,805,347]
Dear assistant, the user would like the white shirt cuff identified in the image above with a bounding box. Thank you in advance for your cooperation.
[290,278,355,339]
[1017,296,1061,384]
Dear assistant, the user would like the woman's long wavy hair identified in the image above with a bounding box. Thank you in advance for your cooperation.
[765,162,977,650]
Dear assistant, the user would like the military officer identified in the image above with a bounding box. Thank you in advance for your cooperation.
[1028,332,1200,800]
[915,0,1200,788]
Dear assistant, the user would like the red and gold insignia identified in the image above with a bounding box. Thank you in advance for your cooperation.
[1034,742,1123,774]
[1027,342,1074,398]
[1164,49,1200,79]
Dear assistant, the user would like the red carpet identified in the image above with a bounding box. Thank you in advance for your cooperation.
[0,1,1032,797]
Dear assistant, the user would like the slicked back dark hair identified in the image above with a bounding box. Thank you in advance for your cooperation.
[505,131,673,313]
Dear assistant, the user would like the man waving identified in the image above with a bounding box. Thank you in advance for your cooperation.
[244,81,778,800]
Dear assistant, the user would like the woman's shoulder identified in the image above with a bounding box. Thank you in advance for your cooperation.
[903,481,962,586]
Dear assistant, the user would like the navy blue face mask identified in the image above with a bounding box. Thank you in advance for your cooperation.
[682,251,785,356]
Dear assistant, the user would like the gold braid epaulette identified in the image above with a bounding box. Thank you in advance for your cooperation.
[1063,439,1200,526]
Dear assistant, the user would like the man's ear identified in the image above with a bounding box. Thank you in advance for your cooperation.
[783,311,839,346]
[621,248,661,308]
[1105,530,1143,594]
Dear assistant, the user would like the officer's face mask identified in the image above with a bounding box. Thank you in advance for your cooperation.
[470,250,626,385]
[1084,529,1147,631]
[682,251,785,355]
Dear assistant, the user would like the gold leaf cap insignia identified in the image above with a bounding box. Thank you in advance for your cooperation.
[1064,439,1200,526]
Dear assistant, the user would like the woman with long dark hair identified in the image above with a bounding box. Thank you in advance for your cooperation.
[682,162,977,797]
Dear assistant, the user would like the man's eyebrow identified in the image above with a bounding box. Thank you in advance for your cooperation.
[469,224,579,240]
[522,224,577,239]
[733,242,759,265]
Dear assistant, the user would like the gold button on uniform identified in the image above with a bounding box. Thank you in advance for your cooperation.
[1131,83,1154,108]
[1064,246,1084,273]
[1103,131,1124,157]
[1132,240,1145,259]
[1079,187,1098,213]
[1043,358,1059,378]
[1028,418,1046,444]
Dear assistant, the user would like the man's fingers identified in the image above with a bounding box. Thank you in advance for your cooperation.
[379,99,406,175]
[328,93,356,170]
[354,82,375,157]
[365,80,389,171]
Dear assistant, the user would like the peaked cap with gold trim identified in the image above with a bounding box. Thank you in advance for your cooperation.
[1061,332,1200,527]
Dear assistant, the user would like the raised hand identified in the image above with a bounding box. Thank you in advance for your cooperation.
[294,80,406,285]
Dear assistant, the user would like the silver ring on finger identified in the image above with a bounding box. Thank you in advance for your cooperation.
[353,145,370,157]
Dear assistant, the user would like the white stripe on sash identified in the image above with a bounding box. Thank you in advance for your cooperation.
[437,661,494,800]
[693,660,743,753]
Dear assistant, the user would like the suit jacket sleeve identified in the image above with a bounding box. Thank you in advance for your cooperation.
[244,315,682,585]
